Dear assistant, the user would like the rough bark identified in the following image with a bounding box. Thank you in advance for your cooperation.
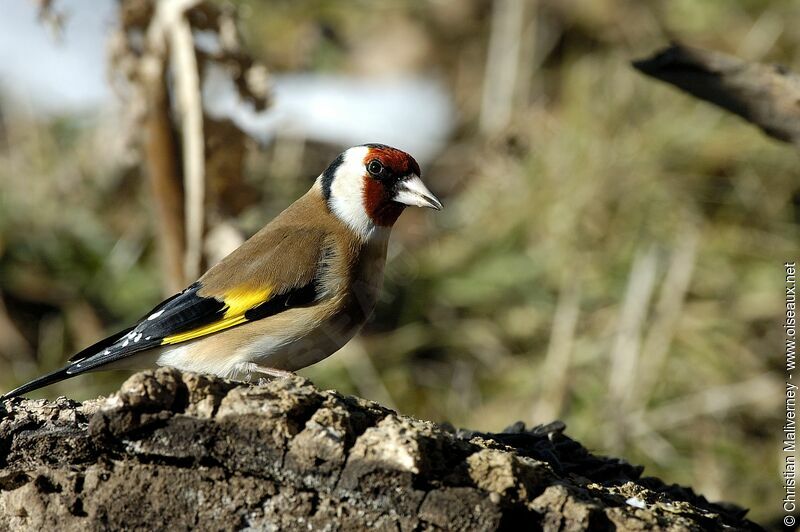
[633,43,800,147]
[0,369,761,531]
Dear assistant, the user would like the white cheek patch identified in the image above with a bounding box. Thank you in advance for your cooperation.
[325,146,382,240]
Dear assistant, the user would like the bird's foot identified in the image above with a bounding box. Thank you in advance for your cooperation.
[235,362,295,386]
[255,366,296,386]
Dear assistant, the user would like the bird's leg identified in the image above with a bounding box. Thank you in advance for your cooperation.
[252,365,296,379]
[235,362,296,386]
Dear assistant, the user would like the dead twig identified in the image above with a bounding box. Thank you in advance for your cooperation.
[141,58,186,293]
[111,0,271,293]
[157,0,206,282]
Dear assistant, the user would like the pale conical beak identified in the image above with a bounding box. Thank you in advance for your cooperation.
[393,175,443,210]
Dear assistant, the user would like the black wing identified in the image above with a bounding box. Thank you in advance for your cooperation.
[2,278,319,400]
[67,282,228,371]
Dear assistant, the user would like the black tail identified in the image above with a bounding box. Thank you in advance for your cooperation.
[2,365,76,400]
[2,327,138,400]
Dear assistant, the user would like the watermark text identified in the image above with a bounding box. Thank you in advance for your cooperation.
[784,261,797,527]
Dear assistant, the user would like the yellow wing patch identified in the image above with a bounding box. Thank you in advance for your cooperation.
[223,287,274,316]
[161,287,272,345]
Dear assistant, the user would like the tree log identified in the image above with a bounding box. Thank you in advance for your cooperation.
[0,369,761,530]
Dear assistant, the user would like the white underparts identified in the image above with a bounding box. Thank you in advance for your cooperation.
[156,343,243,379]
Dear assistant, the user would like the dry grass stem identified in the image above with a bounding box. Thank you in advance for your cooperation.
[533,276,581,422]
[636,228,700,404]
[480,0,526,135]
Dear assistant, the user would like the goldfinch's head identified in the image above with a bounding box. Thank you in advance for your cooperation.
[319,144,442,238]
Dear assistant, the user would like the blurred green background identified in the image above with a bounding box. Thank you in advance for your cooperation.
[1,0,797,525]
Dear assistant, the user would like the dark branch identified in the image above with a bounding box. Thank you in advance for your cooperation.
[633,43,800,146]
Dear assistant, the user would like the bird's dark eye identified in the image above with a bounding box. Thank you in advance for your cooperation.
[367,159,385,178]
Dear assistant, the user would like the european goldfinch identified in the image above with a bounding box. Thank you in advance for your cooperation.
[2,144,442,399]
